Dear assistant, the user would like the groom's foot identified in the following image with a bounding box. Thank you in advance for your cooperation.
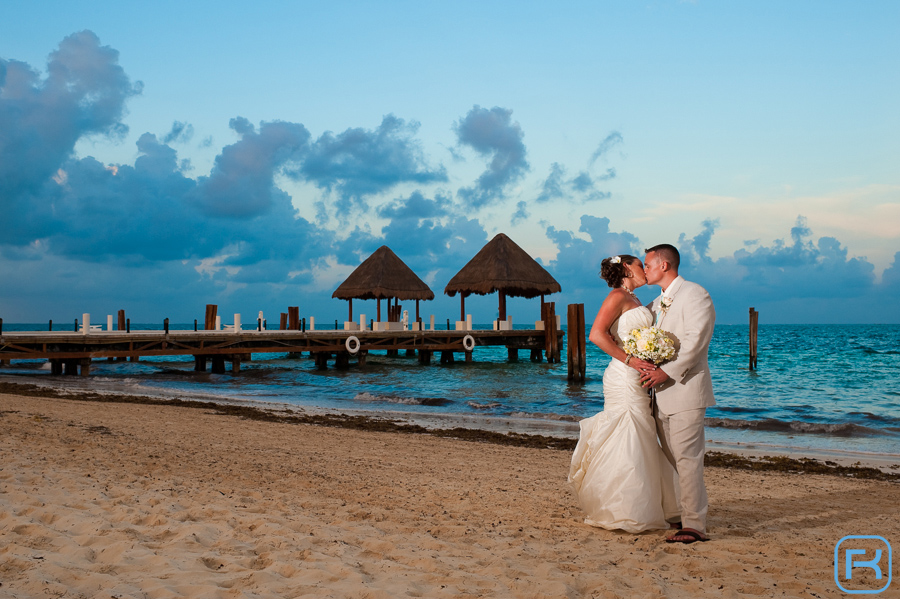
[665,528,709,543]
[668,521,683,530]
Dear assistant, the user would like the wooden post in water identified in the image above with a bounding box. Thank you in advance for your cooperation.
[543,301,559,363]
[749,307,759,370]
[567,303,586,382]
[204,305,218,330]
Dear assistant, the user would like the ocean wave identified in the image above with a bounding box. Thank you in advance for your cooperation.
[466,401,503,410]
[704,417,895,437]
[353,392,452,407]
[507,411,581,422]
[714,406,771,415]
[846,411,900,425]
[857,345,900,355]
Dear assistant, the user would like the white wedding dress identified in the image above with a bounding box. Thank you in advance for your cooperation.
[568,306,680,533]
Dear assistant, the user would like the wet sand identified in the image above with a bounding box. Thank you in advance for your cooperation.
[2,390,898,598]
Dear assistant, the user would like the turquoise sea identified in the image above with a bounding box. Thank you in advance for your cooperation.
[2,323,899,460]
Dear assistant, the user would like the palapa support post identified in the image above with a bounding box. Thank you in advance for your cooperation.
[749,307,759,370]
[280,313,288,330]
[349,298,353,323]
[499,292,507,321]
[460,295,465,321]
[205,304,218,330]
[567,303,586,382]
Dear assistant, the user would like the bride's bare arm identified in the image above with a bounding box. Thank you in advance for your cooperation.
[588,290,655,371]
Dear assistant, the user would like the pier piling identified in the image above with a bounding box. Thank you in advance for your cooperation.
[749,307,759,370]
[567,303,586,383]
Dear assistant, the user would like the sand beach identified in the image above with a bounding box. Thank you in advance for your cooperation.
[2,390,899,598]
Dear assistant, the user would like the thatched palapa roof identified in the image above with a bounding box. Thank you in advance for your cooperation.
[332,246,434,301]
[444,233,561,298]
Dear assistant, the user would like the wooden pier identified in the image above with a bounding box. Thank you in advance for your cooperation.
[0,328,564,376]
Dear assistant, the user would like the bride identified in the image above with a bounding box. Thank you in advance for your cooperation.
[568,254,680,533]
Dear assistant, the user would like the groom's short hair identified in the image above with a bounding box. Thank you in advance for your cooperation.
[645,244,680,270]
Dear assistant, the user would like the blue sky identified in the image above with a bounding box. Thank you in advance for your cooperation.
[1,1,898,325]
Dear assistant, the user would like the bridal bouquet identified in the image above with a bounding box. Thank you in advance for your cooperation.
[623,327,676,364]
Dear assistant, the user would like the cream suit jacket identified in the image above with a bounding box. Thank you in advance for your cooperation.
[649,276,717,415]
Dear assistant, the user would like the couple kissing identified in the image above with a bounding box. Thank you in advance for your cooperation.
[568,244,716,544]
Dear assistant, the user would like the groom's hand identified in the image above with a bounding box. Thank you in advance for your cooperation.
[640,367,670,389]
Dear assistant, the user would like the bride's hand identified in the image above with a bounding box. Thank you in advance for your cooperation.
[628,357,656,372]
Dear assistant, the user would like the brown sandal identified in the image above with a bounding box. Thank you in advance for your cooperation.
[665,528,709,544]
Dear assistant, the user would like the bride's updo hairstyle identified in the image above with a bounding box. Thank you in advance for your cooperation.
[600,255,638,288]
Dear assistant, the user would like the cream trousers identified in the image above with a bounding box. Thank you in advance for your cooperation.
[654,406,709,533]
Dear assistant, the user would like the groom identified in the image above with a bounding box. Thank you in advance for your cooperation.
[640,244,716,544]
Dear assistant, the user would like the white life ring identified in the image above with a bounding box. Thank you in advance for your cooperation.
[462,334,475,351]
[345,335,361,354]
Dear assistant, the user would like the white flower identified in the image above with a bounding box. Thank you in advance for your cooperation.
[610,256,621,264]
[660,296,674,313]
[623,326,676,364]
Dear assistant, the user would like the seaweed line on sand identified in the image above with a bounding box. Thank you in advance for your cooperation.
[2,381,898,482]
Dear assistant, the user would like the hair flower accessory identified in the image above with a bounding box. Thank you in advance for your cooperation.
[610,256,621,264]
